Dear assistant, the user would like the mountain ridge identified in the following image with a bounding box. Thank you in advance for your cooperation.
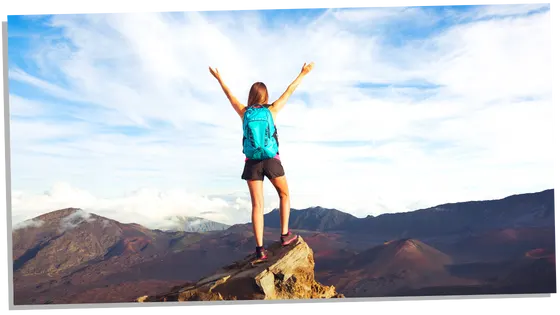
[10,188,556,304]
[264,206,359,231]
[337,188,554,238]
[13,188,553,233]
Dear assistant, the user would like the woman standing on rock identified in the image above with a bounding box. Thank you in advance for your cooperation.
[209,62,315,263]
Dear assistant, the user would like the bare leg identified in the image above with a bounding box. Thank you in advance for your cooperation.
[269,175,290,235]
[247,180,265,247]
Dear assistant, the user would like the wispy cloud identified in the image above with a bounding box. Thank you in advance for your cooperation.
[58,209,96,233]
[9,68,86,103]
[7,4,553,223]
[472,3,550,20]
[11,182,254,227]
[13,218,45,231]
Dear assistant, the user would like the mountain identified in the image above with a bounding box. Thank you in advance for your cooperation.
[346,239,452,275]
[12,208,203,304]
[338,189,555,239]
[322,239,477,297]
[11,188,556,304]
[13,208,178,277]
[161,215,230,233]
[264,206,358,231]
[12,208,309,305]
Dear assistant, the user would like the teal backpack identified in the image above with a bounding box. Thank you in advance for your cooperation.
[242,104,279,160]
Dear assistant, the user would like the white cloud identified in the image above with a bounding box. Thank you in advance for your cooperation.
[8,6,553,221]
[9,95,46,117]
[8,68,86,103]
[13,218,45,231]
[101,219,111,228]
[58,209,96,232]
[11,182,255,228]
[473,3,549,19]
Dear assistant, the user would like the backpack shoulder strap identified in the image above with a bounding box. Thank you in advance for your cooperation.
[249,103,272,108]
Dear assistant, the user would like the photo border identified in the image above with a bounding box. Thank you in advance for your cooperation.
[0,0,560,314]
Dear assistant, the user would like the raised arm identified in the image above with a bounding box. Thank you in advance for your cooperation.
[270,62,315,113]
[209,66,246,119]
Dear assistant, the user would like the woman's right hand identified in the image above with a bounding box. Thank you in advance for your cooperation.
[300,62,315,75]
[209,66,221,80]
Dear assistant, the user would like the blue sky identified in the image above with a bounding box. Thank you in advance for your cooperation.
[7,4,554,228]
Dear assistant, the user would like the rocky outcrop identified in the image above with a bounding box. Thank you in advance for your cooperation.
[137,236,343,301]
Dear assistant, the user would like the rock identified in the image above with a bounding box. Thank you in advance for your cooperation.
[137,236,344,301]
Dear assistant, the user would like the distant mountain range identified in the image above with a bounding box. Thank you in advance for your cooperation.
[263,189,555,238]
[10,188,556,304]
[160,215,230,233]
[263,206,358,231]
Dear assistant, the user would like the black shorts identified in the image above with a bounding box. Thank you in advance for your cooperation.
[241,158,285,181]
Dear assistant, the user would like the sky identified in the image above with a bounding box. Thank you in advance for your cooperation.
[7,4,554,229]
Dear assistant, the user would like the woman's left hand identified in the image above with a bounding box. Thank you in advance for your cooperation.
[209,67,221,80]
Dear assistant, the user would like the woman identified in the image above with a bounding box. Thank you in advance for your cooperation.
[209,62,315,263]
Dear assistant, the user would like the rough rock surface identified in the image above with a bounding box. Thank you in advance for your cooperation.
[137,236,344,301]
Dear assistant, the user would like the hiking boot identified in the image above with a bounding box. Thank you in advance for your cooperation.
[281,231,297,246]
[251,247,268,265]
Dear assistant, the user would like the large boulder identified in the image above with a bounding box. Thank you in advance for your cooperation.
[137,236,344,301]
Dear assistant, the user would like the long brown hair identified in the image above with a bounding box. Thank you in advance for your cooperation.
[247,82,269,107]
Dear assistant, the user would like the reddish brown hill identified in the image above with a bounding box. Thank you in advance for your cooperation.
[12,208,202,305]
[12,208,182,279]
[14,208,123,277]
[323,239,478,297]
[348,239,452,275]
